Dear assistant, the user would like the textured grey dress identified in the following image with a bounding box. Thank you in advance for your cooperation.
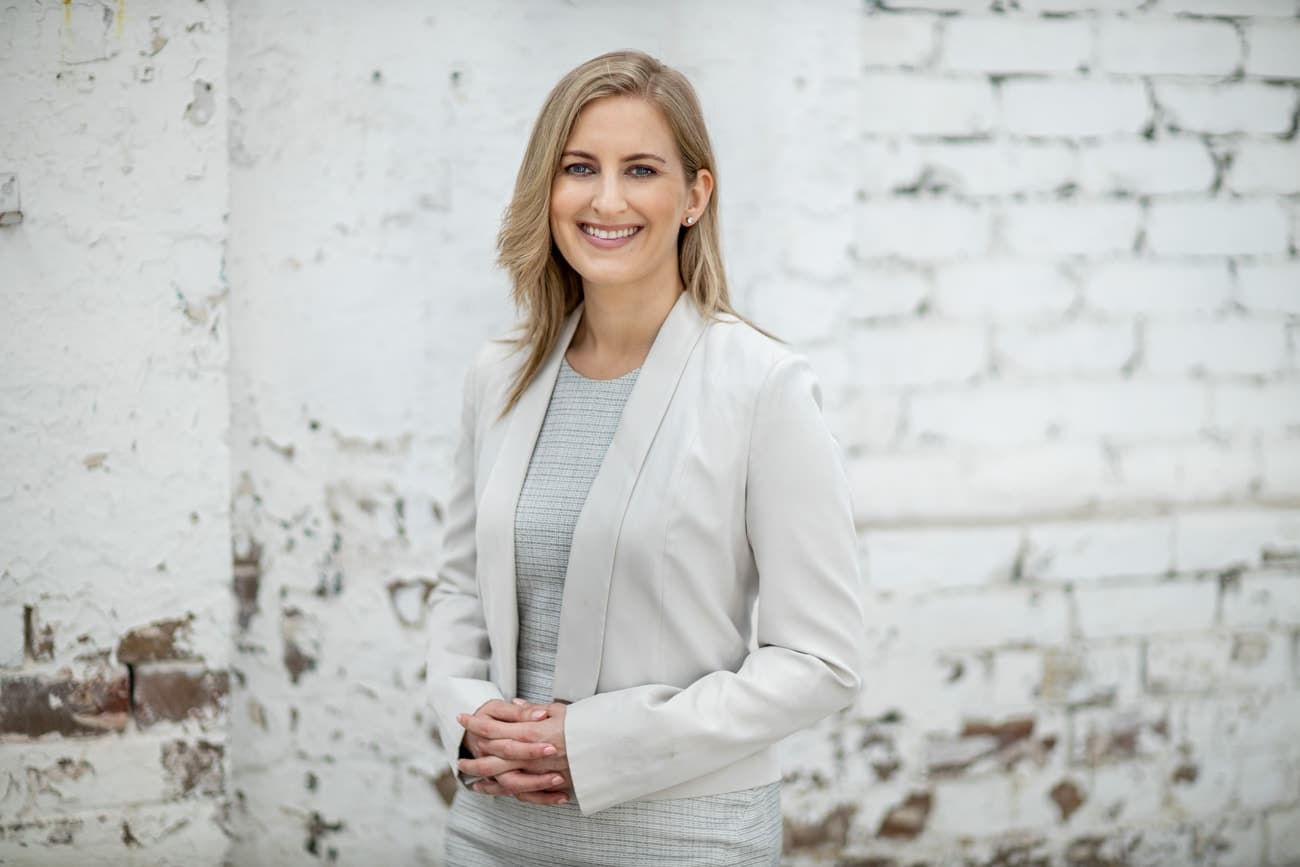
[445,358,782,867]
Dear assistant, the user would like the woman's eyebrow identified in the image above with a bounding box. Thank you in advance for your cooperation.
[561,150,667,164]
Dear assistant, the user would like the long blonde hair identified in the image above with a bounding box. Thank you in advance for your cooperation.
[496,50,747,414]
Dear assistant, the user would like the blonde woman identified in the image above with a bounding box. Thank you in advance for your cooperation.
[425,50,865,865]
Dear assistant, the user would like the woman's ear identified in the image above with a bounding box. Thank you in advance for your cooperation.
[687,168,714,216]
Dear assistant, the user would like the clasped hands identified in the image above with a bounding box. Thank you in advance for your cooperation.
[456,699,571,806]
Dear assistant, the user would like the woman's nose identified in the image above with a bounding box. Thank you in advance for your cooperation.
[591,175,626,215]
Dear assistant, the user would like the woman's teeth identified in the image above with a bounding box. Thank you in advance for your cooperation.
[582,224,640,240]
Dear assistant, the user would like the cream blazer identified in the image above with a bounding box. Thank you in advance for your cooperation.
[425,292,865,816]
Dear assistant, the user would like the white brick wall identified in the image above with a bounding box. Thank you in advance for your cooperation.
[6,0,1300,865]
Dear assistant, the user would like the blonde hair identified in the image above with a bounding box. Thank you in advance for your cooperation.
[496,49,748,414]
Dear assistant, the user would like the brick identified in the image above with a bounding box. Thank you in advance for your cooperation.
[1237,262,1300,315]
[857,200,993,260]
[159,739,224,798]
[932,261,1076,319]
[1025,518,1174,583]
[1213,382,1300,432]
[1069,704,1175,765]
[1039,643,1144,706]
[131,663,229,728]
[1145,632,1293,694]
[1066,762,1165,826]
[1001,201,1141,257]
[996,320,1137,375]
[1145,318,1289,375]
[1267,805,1300,863]
[1161,0,1298,14]
[1175,509,1300,572]
[0,603,23,668]
[751,280,840,343]
[1181,690,1300,751]
[1156,82,1297,135]
[909,380,1209,445]
[1013,0,1144,8]
[907,140,1077,197]
[1077,138,1216,196]
[0,735,185,815]
[877,587,1071,651]
[0,800,230,864]
[848,443,1109,522]
[1084,260,1232,316]
[863,526,1022,591]
[1260,437,1300,501]
[862,72,996,136]
[1074,579,1218,639]
[847,263,929,319]
[116,615,197,664]
[850,321,987,386]
[941,17,1090,74]
[1108,440,1259,504]
[927,774,1018,836]
[0,667,130,738]
[1002,79,1150,138]
[1147,200,1291,257]
[862,13,937,68]
[1228,140,1300,195]
[880,0,992,9]
[1097,18,1241,76]
[1244,20,1300,78]
[861,139,925,195]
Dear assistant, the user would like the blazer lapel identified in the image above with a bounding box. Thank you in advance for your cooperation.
[551,293,709,702]
[476,307,583,701]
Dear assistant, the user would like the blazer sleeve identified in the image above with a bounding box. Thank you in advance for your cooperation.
[424,353,505,778]
[563,354,866,815]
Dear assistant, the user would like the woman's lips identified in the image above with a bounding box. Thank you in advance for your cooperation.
[579,222,642,250]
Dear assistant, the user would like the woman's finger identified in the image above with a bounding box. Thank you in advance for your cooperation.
[476,737,557,761]
[458,713,540,743]
[458,755,518,778]
[476,699,548,723]
[492,769,568,795]
[514,790,570,806]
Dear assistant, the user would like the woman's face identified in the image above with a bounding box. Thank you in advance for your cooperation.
[549,95,711,298]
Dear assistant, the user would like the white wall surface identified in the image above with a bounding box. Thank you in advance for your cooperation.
[2,0,1298,864]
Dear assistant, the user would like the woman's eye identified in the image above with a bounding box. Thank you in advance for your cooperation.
[628,165,657,177]
[564,164,594,176]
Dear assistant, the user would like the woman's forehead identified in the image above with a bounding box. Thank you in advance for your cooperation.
[565,96,675,154]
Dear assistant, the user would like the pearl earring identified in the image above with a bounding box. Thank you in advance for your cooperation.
[685,216,695,225]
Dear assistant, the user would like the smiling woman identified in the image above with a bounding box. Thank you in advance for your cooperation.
[424,50,865,866]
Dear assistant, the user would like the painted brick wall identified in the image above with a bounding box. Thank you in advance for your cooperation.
[3,0,1298,865]
[0,0,233,864]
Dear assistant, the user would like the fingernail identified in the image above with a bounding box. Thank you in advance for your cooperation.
[512,698,527,705]
[551,775,564,787]
[556,795,568,804]
[456,714,467,723]
[531,710,547,720]
[542,745,557,756]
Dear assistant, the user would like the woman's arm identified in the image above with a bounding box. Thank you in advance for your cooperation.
[424,356,507,777]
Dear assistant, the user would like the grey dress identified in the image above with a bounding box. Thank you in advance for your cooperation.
[445,358,782,867]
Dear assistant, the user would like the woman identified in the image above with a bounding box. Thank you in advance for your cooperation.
[425,50,864,865]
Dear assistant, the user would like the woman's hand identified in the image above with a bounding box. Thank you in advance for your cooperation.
[457,701,571,805]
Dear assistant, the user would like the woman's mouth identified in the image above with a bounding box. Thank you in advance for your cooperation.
[579,223,642,248]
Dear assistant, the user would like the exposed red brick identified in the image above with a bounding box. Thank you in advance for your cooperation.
[963,717,1035,748]
[0,671,129,737]
[1051,780,1086,822]
[233,540,262,631]
[23,606,55,662]
[433,768,458,806]
[160,739,224,798]
[116,615,196,664]
[283,637,317,685]
[132,664,229,727]
[877,792,932,840]
[784,803,857,852]
[1172,763,1199,784]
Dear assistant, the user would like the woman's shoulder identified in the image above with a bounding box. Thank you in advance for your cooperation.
[697,311,801,382]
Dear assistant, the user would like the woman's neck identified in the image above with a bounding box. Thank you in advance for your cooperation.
[566,283,682,379]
